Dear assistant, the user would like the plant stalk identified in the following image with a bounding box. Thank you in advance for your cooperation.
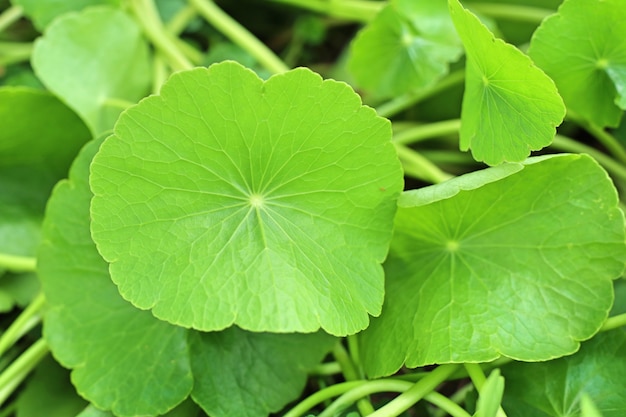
[0,253,36,273]
[0,5,23,33]
[0,293,45,358]
[267,0,383,23]
[0,339,49,407]
[468,3,555,23]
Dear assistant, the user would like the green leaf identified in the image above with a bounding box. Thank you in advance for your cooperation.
[501,330,626,417]
[348,0,462,98]
[528,0,626,128]
[89,61,403,336]
[0,87,90,258]
[360,154,626,377]
[12,0,120,30]
[32,7,151,135]
[16,356,88,417]
[449,0,565,165]
[38,137,193,417]
[0,272,40,309]
[189,327,335,417]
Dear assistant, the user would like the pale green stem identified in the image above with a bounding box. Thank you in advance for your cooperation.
[0,253,36,273]
[283,381,366,417]
[267,0,383,23]
[102,97,135,110]
[468,3,554,23]
[318,380,414,417]
[367,364,460,417]
[427,391,473,417]
[189,0,289,75]
[464,364,508,417]
[566,110,626,165]
[395,144,454,184]
[332,341,375,415]
[601,313,626,332]
[129,0,193,72]
[376,70,465,118]
[310,361,342,376]
[152,54,169,94]
[0,42,33,66]
[0,339,49,407]
[0,5,23,33]
[0,293,45,358]
[165,4,198,34]
[393,119,462,145]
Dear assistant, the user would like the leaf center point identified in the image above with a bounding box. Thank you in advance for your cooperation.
[249,194,265,208]
[446,240,460,252]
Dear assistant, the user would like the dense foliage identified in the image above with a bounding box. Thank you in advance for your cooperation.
[0,0,625,416]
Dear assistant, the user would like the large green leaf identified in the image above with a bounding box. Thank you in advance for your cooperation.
[38,137,193,417]
[0,87,90,259]
[12,0,120,30]
[502,330,626,417]
[449,0,565,165]
[360,154,626,377]
[349,0,462,98]
[189,327,335,417]
[89,61,403,336]
[528,0,626,128]
[32,7,151,135]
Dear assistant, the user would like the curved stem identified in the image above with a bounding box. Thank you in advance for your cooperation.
[376,70,465,118]
[332,341,375,415]
[0,293,45,358]
[0,253,36,273]
[464,364,508,417]
[0,42,33,66]
[468,3,555,24]
[267,0,383,23]
[0,5,23,33]
[395,144,454,184]
[426,391,473,417]
[566,110,626,165]
[189,0,289,75]
[129,0,193,72]
[0,339,49,407]
[283,381,366,417]
[601,313,626,332]
[393,119,462,145]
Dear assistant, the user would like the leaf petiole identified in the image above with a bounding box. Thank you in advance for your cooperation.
[393,119,462,145]
[0,42,33,66]
[395,144,454,184]
[0,5,23,34]
[266,0,383,23]
[0,339,49,407]
[600,312,626,332]
[0,293,45,358]
[0,254,36,273]
[332,341,375,415]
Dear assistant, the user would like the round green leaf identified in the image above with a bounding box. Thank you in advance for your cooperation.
[38,138,193,417]
[12,0,120,30]
[189,327,335,417]
[502,330,626,417]
[449,0,565,165]
[32,7,151,135]
[349,0,462,98]
[360,154,626,377]
[0,87,90,258]
[90,61,402,336]
[529,0,626,128]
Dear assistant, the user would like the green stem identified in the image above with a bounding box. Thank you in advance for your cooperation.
[601,312,626,332]
[0,5,23,33]
[367,364,460,417]
[427,391,473,417]
[467,3,554,24]
[395,144,454,184]
[566,110,626,165]
[464,364,508,417]
[0,253,36,272]
[102,97,136,110]
[377,70,465,118]
[0,42,33,66]
[152,54,169,94]
[310,361,342,376]
[165,5,198,35]
[393,119,462,145]
[129,0,193,72]
[283,381,366,417]
[551,135,626,184]
[332,341,375,415]
[267,0,383,23]
[189,0,289,75]
[0,339,49,407]
[0,293,45,358]
[319,380,414,417]
[0,400,16,417]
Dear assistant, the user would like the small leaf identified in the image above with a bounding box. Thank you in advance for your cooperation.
[349,0,462,98]
[449,0,565,165]
[189,327,335,417]
[89,61,403,336]
[360,154,626,377]
[502,330,626,417]
[475,369,505,417]
[38,138,193,417]
[12,0,120,30]
[529,0,626,128]
[32,7,151,135]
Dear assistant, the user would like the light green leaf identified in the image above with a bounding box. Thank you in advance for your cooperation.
[0,87,90,258]
[189,327,335,417]
[89,61,403,336]
[32,7,151,135]
[502,330,626,417]
[528,0,626,128]
[348,0,462,98]
[449,0,565,165]
[360,154,626,377]
[12,0,120,30]
[38,137,193,417]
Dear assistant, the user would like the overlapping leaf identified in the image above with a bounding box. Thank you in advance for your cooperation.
[529,0,626,128]
[12,0,120,30]
[89,61,403,336]
[449,0,565,165]
[360,154,626,377]
[0,87,89,259]
[349,0,462,98]
[32,7,151,135]
[38,138,194,417]
[502,330,626,417]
